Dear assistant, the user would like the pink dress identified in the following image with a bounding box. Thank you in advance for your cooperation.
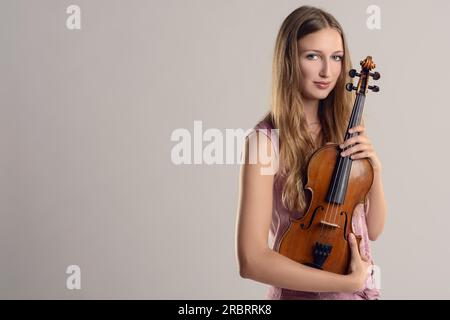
[250,119,381,300]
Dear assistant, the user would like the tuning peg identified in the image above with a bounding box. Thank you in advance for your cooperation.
[345,83,356,91]
[368,85,380,92]
[370,72,380,80]
[349,69,360,78]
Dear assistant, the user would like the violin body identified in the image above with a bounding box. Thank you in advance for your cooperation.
[278,143,373,275]
[278,56,380,275]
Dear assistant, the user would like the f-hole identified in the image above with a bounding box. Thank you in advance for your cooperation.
[300,205,324,230]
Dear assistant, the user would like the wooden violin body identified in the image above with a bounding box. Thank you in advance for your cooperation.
[278,56,380,275]
[278,143,373,275]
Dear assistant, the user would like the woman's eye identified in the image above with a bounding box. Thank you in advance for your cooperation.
[306,54,319,60]
[333,55,343,61]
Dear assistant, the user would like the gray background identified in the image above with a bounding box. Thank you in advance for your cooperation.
[1,0,449,299]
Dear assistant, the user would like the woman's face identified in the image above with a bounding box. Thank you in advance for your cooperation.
[297,27,344,101]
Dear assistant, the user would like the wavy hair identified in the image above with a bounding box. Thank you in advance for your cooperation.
[262,6,357,213]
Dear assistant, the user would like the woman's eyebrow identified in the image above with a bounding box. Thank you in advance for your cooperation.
[301,49,344,54]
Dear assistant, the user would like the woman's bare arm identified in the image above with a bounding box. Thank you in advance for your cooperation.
[235,131,368,293]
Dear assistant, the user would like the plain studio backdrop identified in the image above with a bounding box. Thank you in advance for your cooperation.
[1,0,449,299]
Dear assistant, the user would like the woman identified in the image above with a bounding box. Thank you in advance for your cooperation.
[235,5,387,300]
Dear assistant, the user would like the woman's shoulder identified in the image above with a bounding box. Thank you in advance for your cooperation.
[245,113,274,141]
[246,113,280,161]
[250,113,278,143]
[254,113,275,130]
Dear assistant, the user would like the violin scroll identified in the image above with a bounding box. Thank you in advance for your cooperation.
[346,56,380,94]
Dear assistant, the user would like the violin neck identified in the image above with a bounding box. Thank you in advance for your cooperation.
[345,93,366,140]
[325,92,368,204]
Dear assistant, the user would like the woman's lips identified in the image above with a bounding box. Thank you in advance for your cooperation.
[314,81,331,89]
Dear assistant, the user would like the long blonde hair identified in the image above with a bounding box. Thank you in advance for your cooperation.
[263,6,357,213]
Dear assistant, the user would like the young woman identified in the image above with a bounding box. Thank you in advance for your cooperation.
[235,6,387,300]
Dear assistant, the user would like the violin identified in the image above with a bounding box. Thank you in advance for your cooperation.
[278,56,380,275]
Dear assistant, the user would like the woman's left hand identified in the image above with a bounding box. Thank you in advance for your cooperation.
[339,125,382,173]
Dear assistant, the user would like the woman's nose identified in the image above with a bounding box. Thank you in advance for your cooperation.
[319,61,331,78]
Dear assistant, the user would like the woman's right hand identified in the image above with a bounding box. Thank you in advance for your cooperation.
[345,233,372,293]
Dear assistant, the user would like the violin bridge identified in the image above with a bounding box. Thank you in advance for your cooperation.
[320,220,340,228]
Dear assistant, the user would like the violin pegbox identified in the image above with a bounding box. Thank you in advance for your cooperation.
[345,56,380,94]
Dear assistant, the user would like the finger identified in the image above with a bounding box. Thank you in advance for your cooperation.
[350,129,367,139]
[350,150,374,160]
[341,144,364,156]
[348,233,360,259]
[341,144,369,157]
[349,125,365,134]
[340,136,369,149]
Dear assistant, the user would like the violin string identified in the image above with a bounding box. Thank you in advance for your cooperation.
[329,93,362,241]
[318,143,345,241]
[332,138,355,237]
[318,159,335,240]
[318,151,338,240]
[321,150,345,242]
[332,136,357,241]
[319,93,361,243]
[318,141,344,241]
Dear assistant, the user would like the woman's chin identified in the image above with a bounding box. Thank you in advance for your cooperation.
[311,91,331,100]
[303,88,332,100]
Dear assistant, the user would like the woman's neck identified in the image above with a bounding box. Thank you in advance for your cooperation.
[303,98,320,125]
[302,98,323,146]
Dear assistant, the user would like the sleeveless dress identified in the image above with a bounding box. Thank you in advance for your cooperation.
[249,119,381,300]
